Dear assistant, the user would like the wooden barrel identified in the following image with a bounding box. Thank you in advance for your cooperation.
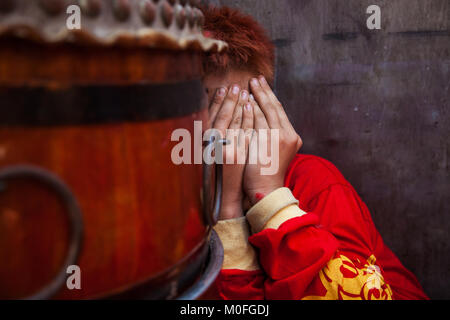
[0,0,226,299]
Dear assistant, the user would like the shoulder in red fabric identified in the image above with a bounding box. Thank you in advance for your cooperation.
[284,154,349,209]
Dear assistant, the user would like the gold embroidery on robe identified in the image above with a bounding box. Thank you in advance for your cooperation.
[302,254,393,300]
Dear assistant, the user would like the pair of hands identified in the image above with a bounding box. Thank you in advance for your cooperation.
[208,76,302,220]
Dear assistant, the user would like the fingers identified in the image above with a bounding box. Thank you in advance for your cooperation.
[227,89,248,163]
[219,87,248,165]
[256,76,291,126]
[249,77,280,128]
[208,87,227,127]
[228,91,252,165]
[252,76,298,136]
[240,102,254,149]
[228,90,249,130]
[250,94,269,129]
[257,76,280,106]
[213,84,241,136]
[241,102,254,132]
[248,126,259,166]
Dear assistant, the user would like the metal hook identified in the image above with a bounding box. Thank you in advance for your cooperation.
[202,135,229,227]
[0,165,84,300]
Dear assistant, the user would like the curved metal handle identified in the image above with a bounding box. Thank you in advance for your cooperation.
[203,136,227,227]
[0,165,84,300]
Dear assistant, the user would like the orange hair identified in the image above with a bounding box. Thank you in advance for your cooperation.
[201,6,275,82]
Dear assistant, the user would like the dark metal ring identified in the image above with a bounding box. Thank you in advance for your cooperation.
[203,136,224,227]
[0,165,84,300]
[202,138,230,147]
[177,229,224,300]
[217,138,230,146]
[202,161,222,227]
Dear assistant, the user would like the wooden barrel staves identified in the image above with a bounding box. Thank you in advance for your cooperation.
[0,0,226,300]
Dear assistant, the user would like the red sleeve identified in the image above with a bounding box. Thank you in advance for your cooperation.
[213,155,428,300]
[288,155,427,299]
[249,213,339,299]
[245,154,427,300]
[213,269,266,300]
[247,184,400,300]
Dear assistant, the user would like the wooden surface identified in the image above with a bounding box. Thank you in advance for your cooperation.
[216,0,449,298]
[0,39,203,87]
[0,43,208,298]
[0,110,208,299]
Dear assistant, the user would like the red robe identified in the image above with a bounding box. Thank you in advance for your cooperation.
[213,154,428,300]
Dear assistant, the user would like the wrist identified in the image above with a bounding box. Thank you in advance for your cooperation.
[247,185,282,206]
[219,202,244,220]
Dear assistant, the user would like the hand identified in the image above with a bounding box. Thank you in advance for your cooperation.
[209,85,253,220]
[244,76,302,205]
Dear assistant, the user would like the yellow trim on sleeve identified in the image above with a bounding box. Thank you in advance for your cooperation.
[246,187,302,234]
[264,204,307,230]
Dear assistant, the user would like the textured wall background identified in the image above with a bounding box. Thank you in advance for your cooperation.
[210,0,450,299]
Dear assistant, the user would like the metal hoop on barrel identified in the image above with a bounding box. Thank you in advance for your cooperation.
[0,165,84,300]
[176,229,224,300]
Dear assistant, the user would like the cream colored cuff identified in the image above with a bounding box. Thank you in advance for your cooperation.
[213,217,260,271]
[246,187,307,234]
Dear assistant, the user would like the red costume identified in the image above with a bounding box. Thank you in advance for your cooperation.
[213,154,428,300]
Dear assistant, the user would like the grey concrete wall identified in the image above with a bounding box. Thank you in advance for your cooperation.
[214,0,449,299]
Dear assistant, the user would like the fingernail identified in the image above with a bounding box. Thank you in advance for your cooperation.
[251,78,259,86]
[249,94,255,101]
[217,87,226,96]
[259,76,267,85]
[232,85,240,95]
[245,103,252,111]
[241,90,248,99]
